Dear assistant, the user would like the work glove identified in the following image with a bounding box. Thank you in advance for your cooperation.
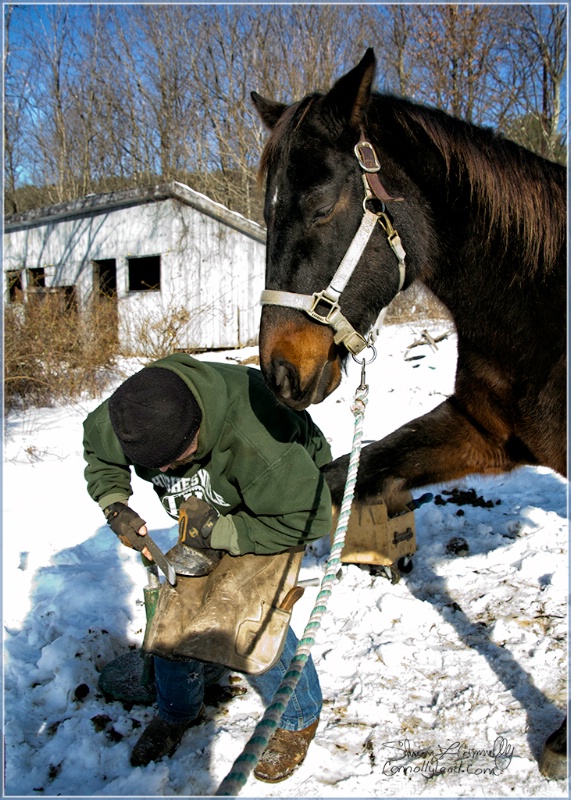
[178,496,219,548]
[104,502,146,549]
[166,496,223,577]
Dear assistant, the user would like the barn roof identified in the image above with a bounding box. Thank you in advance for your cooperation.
[4,181,266,243]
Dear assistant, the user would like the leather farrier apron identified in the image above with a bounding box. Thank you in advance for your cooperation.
[143,547,305,675]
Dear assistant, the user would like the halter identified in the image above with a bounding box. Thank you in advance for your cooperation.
[260,136,407,356]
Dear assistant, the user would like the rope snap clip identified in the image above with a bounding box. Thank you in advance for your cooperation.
[352,342,377,391]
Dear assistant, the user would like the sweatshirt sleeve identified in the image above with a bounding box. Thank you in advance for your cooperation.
[211,441,333,555]
[83,404,134,510]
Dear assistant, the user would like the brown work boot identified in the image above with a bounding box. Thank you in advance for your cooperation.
[130,713,201,767]
[254,718,319,783]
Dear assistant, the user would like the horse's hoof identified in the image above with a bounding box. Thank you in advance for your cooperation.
[539,718,567,781]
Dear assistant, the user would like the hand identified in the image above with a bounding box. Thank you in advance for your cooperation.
[103,502,152,560]
[178,496,219,549]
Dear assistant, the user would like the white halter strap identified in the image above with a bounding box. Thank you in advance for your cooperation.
[260,139,407,356]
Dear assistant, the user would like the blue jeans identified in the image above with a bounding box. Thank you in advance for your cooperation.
[154,626,322,732]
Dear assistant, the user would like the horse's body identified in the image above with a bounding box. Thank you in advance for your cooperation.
[252,49,566,777]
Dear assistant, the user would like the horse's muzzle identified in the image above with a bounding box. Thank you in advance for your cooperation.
[259,308,342,409]
[266,355,336,409]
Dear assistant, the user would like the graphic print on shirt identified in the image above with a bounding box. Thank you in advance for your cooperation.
[151,468,231,517]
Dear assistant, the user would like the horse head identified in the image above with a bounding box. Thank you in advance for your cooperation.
[252,49,410,410]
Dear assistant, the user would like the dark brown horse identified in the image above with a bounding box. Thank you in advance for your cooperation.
[252,49,567,777]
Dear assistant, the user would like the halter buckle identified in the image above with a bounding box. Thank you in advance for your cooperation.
[354,141,381,173]
[307,290,368,355]
[307,290,341,325]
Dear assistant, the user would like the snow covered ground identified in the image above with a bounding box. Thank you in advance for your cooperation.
[3,321,568,797]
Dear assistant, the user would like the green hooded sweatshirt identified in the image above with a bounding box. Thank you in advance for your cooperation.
[83,354,332,555]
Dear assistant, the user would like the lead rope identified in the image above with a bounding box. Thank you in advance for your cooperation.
[215,352,373,796]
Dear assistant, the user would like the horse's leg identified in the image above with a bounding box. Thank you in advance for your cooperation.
[322,395,534,507]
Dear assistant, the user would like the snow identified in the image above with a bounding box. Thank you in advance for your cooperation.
[3,321,568,797]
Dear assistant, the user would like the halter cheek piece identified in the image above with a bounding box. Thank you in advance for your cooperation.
[260,136,407,356]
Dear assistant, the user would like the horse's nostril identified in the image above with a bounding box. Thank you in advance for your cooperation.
[273,358,297,400]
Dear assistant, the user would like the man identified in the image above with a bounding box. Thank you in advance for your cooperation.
[83,353,332,781]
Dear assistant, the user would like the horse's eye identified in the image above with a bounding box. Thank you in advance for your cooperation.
[311,204,335,225]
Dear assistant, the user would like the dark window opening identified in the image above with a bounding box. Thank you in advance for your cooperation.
[7,271,23,303]
[91,259,118,344]
[93,259,117,298]
[27,267,45,289]
[47,285,77,313]
[55,285,78,313]
[128,255,161,292]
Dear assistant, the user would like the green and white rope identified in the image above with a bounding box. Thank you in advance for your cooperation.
[215,383,369,796]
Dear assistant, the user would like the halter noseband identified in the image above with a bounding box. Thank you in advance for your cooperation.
[260,136,407,356]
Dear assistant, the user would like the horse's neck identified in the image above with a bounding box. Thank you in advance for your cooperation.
[373,98,564,296]
[374,100,476,216]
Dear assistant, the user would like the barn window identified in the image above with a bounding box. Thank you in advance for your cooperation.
[27,267,45,289]
[93,259,117,298]
[7,271,23,303]
[127,255,161,292]
[53,285,78,313]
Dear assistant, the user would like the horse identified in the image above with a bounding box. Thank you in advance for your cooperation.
[251,49,567,779]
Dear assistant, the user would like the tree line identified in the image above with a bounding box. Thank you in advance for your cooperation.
[4,4,566,222]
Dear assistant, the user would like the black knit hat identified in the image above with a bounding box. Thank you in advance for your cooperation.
[108,367,202,469]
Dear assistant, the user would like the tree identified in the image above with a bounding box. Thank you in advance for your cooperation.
[4,5,30,214]
[502,5,567,162]
[3,4,567,219]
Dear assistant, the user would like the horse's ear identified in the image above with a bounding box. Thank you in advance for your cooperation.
[251,91,287,130]
[323,48,376,129]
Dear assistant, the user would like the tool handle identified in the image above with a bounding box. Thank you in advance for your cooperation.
[120,527,161,561]
[121,529,176,586]
[279,585,305,612]
[119,526,147,552]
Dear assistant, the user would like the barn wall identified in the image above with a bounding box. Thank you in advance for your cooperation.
[4,195,266,353]
[167,202,265,349]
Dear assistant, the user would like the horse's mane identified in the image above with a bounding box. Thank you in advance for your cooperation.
[258,92,565,274]
[383,96,566,273]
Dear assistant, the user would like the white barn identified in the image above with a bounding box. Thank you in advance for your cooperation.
[3,182,267,353]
